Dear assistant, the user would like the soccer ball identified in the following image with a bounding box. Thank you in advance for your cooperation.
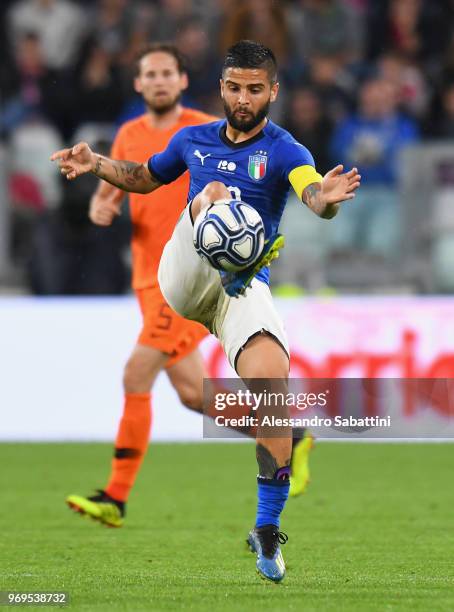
[193,199,265,272]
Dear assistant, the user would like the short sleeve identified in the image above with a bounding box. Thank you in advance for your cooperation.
[147,127,190,184]
[279,139,316,181]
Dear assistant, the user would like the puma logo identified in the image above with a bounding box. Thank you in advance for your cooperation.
[194,149,211,165]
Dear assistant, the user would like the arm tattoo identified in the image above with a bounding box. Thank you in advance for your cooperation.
[303,182,338,219]
[94,156,102,176]
[92,155,161,193]
[118,162,149,188]
[256,443,290,479]
[302,183,322,214]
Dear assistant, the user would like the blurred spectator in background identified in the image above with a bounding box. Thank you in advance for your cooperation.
[7,0,87,71]
[376,51,429,119]
[367,0,452,66]
[8,118,63,274]
[304,53,356,122]
[75,42,126,126]
[151,0,197,42]
[287,0,365,65]
[89,0,155,70]
[329,77,419,257]
[424,82,454,140]
[221,0,289,65]
[283,88,333,174]
[387,0,423,59]
[174,17,221,111]
[90,0,140,57]
[1,32,50,135]
[367,0,422,61]
[28,135,130,294]
[0,32,76,138]
[435,33,454,94]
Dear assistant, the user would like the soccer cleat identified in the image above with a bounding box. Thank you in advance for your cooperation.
[247,524,288,582]
[289,432,314,497]
[66,490,125,528]
[220,233,285,297]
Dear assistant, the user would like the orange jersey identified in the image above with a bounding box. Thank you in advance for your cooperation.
[111,108,216,289]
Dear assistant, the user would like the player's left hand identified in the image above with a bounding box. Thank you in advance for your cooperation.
[321,165,361,204]
[89,188,123,226]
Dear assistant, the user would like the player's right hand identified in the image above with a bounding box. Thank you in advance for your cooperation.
[89,188,123,226]
[50,142,95,180]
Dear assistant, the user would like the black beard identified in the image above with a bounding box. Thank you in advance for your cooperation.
[223,99,270,132]
[147,92,182,115]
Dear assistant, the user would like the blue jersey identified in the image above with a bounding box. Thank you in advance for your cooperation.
[148,119,315,283]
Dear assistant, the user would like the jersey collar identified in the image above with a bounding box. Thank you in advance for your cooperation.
[219,120,266,149]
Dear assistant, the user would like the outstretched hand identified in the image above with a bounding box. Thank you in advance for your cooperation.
[50,142,95,180]
[322,165,361,204]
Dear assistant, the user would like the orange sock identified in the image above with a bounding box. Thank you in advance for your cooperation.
[105,392,152,502]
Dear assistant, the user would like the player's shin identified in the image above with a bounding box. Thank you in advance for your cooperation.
[254,382,291,525]
[255,439,291,528]
[105,392,152,502]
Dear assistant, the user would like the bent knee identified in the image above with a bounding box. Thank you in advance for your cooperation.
[237,334,290,379]
[192,182,231,218]
[203,181,230,200]
[177,385,204,412]
[123,355,157,394]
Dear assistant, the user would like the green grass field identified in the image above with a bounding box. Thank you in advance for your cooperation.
[1,442,453,611]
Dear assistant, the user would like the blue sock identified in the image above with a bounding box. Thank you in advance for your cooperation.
[256,473,290,529]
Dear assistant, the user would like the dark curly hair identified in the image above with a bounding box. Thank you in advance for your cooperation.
[222,40,277,83]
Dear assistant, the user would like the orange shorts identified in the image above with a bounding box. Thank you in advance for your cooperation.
[136,285,208,368]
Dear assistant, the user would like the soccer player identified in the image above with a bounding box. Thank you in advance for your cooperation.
[65,44,215,527]
[52,40,360,582]
[65,42,312,530]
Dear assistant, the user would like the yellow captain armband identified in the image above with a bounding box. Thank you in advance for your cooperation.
[289,165,323,202]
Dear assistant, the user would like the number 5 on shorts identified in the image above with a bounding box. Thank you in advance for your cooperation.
[156,303,172,330]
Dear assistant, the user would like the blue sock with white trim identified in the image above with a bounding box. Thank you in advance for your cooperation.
[255,467,290,528]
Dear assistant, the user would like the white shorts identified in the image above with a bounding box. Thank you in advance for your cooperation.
[158,206,289,370]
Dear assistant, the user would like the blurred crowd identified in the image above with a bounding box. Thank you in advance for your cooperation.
[1,0,454,294]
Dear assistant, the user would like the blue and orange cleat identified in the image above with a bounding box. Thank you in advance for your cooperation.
[221,233,285,297]
[247,524,288,582]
